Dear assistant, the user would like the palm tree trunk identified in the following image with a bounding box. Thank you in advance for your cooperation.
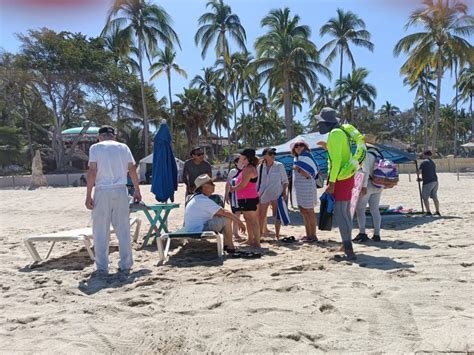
[470,88,473,141]
[167,69,173,142]
[283,78,294,139]
[232,90,237,142]
[431,56,442,151]
[138,40,150,156]
[338,45,344,114]
[454,60,458,155]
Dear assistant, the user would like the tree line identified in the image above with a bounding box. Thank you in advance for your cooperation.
[0,0,472,173]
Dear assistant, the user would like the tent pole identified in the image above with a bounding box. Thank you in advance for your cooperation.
[414,160,424,213]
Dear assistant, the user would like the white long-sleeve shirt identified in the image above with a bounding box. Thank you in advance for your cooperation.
[257,161,289,204]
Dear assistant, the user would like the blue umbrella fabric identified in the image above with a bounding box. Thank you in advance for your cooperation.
[151,121,177,202]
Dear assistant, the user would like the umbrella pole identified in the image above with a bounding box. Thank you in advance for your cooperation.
[414,160,424,213]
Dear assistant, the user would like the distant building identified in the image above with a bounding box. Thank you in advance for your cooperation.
[61,122,99,170]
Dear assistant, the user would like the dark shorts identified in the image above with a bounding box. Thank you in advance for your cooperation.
[334,176,355,202]
[236,198,259,212]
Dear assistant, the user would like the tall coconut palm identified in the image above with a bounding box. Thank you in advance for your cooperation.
[394,0,473,151]
[149,46,187,137]
[103,0,180,155]
[255,7,331,139]
[195,0,247,146]
[404,67,436,148]
[320,8,374,88]
[311,84,334,115]
[335,67,377,121]
[458,66,474,139]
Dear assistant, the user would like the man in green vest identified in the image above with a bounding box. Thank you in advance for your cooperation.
[316,107,366,260]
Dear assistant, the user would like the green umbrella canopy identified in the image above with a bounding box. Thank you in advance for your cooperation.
[62,126,100,135]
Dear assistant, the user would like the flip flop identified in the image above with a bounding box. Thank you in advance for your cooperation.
[281,236,296,243]
[229,251,262,259]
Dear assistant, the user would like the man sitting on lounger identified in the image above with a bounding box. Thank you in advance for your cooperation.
[184,174,246,251]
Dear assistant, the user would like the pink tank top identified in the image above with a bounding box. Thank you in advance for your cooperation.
[236,169,259,200]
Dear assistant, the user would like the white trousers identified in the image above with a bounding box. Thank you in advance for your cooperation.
[92,186,132,271]
[355,183,383,235]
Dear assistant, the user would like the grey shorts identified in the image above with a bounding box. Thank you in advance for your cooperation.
[422,181,438,200]
[203,216,226,233]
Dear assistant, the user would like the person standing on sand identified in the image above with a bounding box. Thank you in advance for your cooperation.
[257,147,289,240]
[182,146,212,198]
[417,150,440,216]
[316,107,366,260]
[85,126,141,274]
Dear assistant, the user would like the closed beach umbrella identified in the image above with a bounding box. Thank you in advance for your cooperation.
[151,121,177,202]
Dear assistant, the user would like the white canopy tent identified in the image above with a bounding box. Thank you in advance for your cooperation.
[137,154,184,183]
[256,132,328,155]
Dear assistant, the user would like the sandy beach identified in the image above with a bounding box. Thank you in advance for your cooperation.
[0,172,473,353]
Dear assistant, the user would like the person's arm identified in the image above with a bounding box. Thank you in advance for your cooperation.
[85,162,97,210]
[416,161,425,181]
[280,164,289,199]
[293,165,311,178]
[182,162,189,186]
[128,163,142,202]
[229,167,253,192]
[215,208,246,233]
[207,162,212,177]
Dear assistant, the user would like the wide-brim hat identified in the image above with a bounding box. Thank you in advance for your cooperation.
[194,174,215,190]
[315,107,341,123]
[290,139,310,150]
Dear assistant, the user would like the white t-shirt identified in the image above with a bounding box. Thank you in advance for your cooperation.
[88,140,135,189]
[184,194,221,232]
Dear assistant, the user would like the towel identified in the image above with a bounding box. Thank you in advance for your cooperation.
[276,195,291,226]
[230,177,239,209]
[291,150,319,207]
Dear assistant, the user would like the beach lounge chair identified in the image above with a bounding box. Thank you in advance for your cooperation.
[23,217,141,263]
[157,228,224,264]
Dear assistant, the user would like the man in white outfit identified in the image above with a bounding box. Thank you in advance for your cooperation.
[353,148,384,242]
[85,126,141,274]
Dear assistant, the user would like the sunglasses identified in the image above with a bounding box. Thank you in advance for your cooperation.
[193,152,204,156]
[294,143,306,148]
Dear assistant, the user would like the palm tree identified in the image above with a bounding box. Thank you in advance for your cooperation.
[149,46,187,137]
[458,66,474,140]
[394,0,473,151]
[173,88,210,150]
[379,101,401,118]
[255,7,330,139]
[311,83,334,115]
[320,8,374,89]
[195,0,247,146]
[103,0,180,155]
[404,67,436,148]
[335,67,377,120]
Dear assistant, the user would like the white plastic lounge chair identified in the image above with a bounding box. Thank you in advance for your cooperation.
[157,228,224,264]
[23,217,141,263]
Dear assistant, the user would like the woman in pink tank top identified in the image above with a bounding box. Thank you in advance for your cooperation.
[229,148,261,247]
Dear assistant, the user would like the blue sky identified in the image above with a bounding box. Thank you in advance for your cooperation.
[0,0,463,127]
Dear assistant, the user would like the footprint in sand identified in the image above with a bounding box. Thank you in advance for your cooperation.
[388,269,417,278]
[126,299,153,307]
[319,304,335,313]
[10,316,39,324]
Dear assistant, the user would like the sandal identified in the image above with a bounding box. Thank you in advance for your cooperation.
[281,236,296,243]
[229,251,262,259]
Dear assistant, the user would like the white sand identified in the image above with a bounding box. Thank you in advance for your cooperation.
[0,173,473,353]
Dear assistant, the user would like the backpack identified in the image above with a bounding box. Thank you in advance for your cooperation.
[368,147,399,189]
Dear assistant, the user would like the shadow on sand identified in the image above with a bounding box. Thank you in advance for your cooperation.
[78,268,152,295]
[331,253,415,271]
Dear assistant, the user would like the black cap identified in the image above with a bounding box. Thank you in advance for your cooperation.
[190,146,203,156]
[262,147,277,156]
[98,126,115,135]
[239,148,256,160]
[423,150,432,156]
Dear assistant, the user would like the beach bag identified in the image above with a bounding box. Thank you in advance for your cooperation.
[369,148,399,189]
[318,192,334,231]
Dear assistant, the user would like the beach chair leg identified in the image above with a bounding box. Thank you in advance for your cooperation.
[44,241,56,260]
[216,234,224,258]
[83,238,95,261]
[24,240,42,262]
[156,235,169,263]
[130,217,142,243]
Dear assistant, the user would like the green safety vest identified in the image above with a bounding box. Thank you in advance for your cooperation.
[327,124,367,183]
